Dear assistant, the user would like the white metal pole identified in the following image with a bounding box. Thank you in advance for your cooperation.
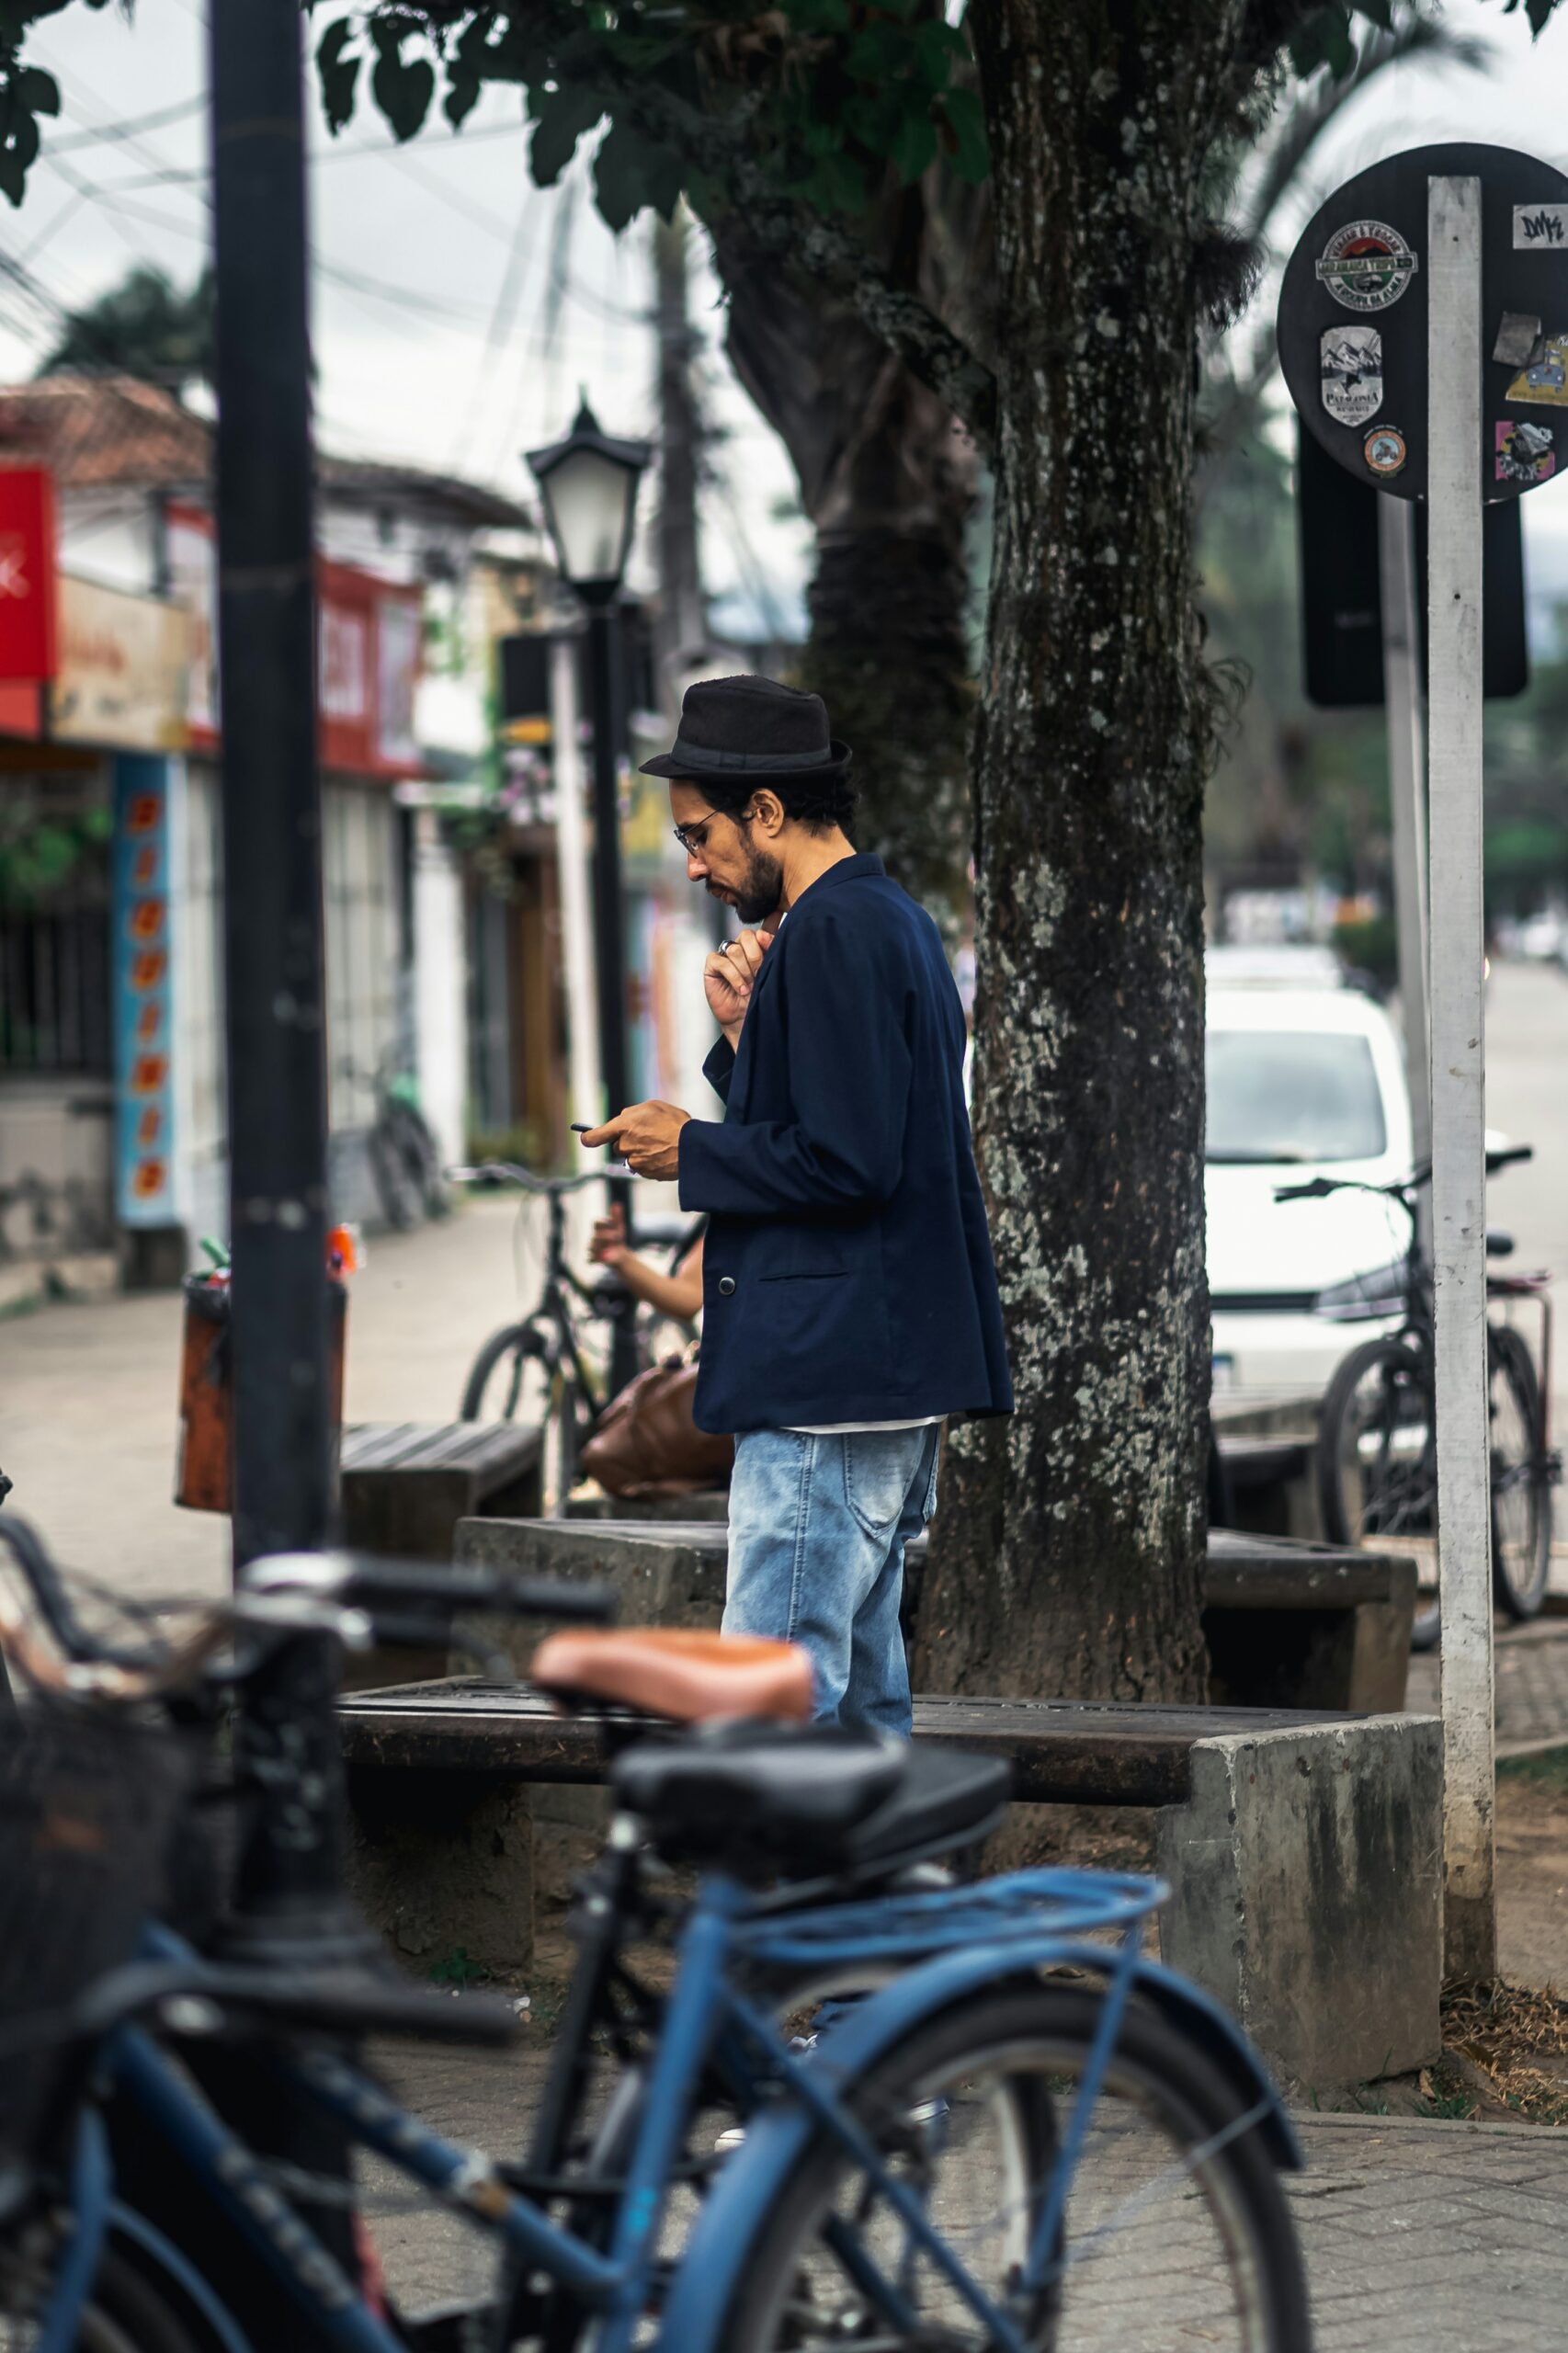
[550,629,603,1165]
[1426,174,1495,1981]
[1376,494,1431,1210]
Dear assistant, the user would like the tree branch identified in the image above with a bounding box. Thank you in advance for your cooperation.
[614,70,995,452]
[417,0,998,455]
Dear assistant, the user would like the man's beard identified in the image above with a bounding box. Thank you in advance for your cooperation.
[712,846,784,927]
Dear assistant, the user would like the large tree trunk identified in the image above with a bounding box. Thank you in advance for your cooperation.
[913,0,1244,1703]
[711,221,979,933]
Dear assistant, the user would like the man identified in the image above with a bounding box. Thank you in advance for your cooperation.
[583,675,1012,1735]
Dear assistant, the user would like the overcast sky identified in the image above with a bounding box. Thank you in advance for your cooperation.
[2,1,1566,640]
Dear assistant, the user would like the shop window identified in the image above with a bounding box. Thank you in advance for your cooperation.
[0,779,111,1076]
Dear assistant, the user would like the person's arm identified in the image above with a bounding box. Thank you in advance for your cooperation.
[678,912,913,1219]
[590,1211,704,1318]
[611,1251,704,1320]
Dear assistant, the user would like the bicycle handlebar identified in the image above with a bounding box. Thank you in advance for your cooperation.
[0,1526,617,1701]
[244,1552,617,1625]
[1276,1143,1534,1208]
[449,1161,604,1198]
[0,1515,162,1671]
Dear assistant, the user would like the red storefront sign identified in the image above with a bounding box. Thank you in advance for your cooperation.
[166,505,423,776]
[0,467,58,683]
[317,559,423,778]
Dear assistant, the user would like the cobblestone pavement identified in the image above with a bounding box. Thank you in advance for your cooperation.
[1408,1618,1568,1756]
[358,2040,1568,2347]
[1289,2113,1568,2353]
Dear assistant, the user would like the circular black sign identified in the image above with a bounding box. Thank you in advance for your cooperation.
[1278,142,1568,504]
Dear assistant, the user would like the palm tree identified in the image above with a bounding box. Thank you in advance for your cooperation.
[37,264,213,393]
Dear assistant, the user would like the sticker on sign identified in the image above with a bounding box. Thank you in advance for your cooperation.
[1506,332,1568,407]
[1514,204,1568,250]
[1495,417,1556,485]
[1321,325,1382,426]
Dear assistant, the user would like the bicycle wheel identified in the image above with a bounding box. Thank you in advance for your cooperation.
[1317,1336,1438,1646]
[384,1102,450,1222]
[0,2243,204,2352]
[460,1324,548,1424]
[366,1116,423,1233]
[718,1983,1309,2352]
[1490,1325,1552,1620]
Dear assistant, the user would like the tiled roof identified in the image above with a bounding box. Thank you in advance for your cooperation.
[0,373,532,527]
[0,374,209,487]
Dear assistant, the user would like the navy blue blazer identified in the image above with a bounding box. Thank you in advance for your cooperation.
[676,854,1014,1435]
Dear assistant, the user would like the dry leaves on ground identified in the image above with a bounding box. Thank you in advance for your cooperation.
[1441,1977,1568,2124]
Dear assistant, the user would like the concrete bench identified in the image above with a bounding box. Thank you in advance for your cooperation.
[339,1424,543,1688]
[455,1517,1415,1714]
[338,1677,1442,2091]
[342,1423,544,1559]
[1211,1392,1321,1540]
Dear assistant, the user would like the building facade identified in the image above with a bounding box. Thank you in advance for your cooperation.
[0,375,538,1280]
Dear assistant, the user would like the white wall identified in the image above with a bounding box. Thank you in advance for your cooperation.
[411,806,469,1171]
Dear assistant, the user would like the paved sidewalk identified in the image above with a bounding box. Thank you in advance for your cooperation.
[1290,2112,1568,2352]
[0,1191,599,1599]
[358,2040,1568,2346]
[1409,1618,1568,1756]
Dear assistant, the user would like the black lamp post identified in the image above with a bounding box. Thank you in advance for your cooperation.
[527,398,652,1399]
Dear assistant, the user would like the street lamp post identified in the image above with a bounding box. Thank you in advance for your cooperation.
[527,398,652,1400]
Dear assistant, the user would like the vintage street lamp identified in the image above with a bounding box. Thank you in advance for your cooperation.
[527,397,652,1398]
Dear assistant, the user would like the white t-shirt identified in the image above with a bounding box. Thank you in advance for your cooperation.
[785,1418,941,1436]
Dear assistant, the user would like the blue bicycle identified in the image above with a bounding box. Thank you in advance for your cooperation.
[0,1529,1311,2352]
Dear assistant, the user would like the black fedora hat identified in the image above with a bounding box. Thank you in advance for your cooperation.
[639,674,852,784]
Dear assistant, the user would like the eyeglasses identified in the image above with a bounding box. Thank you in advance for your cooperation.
[672,806,752,857]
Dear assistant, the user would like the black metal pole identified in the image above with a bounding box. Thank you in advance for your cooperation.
[211,0,352,1936]
[205,3,361,2304]
[584,596,640,1396]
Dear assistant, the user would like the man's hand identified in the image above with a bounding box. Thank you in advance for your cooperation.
[581,1101,691,1181]
[703,925,774,1048]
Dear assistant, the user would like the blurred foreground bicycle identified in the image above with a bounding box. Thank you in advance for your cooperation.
[0,1518,1312,2352]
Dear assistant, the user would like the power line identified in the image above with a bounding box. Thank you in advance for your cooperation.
[50,97,207,154]
[447,187,542,474]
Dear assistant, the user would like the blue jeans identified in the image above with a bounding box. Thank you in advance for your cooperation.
[722,1426,941,1738]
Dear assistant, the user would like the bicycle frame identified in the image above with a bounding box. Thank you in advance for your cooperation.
[38,1870,1290,2353]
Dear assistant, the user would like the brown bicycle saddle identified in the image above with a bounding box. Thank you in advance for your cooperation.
[528,1627,814,1724]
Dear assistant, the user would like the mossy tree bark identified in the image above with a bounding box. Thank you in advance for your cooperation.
[710,193,983,933]
[913,0,1246,1703]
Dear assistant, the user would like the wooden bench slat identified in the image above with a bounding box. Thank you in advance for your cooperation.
[339,1680,1364,1809]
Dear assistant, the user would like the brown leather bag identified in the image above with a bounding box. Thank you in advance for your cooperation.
[580,1358,733,1498]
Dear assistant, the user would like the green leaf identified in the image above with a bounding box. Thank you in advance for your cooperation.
[371,44,434,144]
[1288,6,1357,79]
[316,18,361,137]
[804,147,872,215]
[842,88,903,155]
[444,69,482,130]
[846,23,908,79]
[783,0,852,28]
[529,80,605,188]
[912,18,970,87]
[890,106,937,185]
[16,66,58,118]
[592,119,684,232]
[935,85,988,183]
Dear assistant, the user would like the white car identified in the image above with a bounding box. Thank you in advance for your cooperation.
[1207,984,1414,1399]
